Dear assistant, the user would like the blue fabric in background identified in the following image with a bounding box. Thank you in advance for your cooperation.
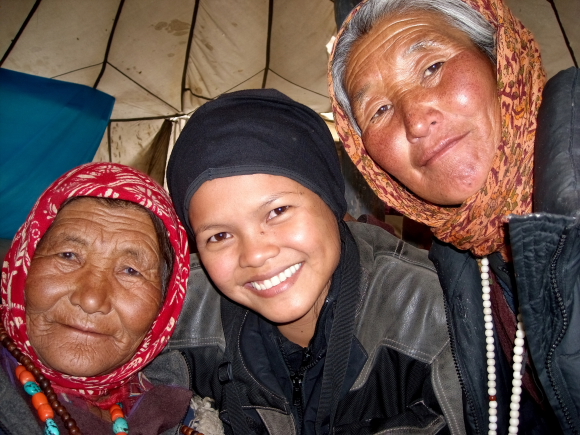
[0,69,115,239]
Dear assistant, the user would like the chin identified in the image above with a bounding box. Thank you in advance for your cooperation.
[263,307,309,325]
[427,176,488,206]
[48,358,118,378]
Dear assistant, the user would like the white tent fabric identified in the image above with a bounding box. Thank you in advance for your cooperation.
[1,0,336,169]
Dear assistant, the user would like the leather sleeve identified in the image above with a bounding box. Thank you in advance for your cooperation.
[534,67,580,216]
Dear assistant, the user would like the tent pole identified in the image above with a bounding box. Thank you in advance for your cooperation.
[107,123,112,162]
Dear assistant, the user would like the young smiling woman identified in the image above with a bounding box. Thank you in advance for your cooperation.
[161,88,466,435]
[190,174,340,347]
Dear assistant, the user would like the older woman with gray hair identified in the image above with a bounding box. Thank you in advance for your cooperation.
[329,0,580,434]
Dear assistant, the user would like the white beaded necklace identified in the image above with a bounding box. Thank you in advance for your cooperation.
[479,256,525,435]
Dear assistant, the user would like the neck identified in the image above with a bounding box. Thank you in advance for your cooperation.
[89,404,113,422]
[277,281,331,347]
[277,314,317,348]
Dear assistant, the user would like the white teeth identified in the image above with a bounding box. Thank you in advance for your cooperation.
[250,263,302,291]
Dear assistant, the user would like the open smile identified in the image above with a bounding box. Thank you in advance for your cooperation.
[250,263,302,291]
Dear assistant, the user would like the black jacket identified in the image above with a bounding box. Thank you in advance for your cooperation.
[429,67,580,435]
[148,222,466,435]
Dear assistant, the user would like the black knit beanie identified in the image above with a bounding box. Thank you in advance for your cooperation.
[167,89,346,237]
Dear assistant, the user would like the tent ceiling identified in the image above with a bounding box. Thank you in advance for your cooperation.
[1,0,337,166]
[2,0,336,118]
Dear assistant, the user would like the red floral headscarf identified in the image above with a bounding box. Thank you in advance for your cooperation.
[1,162,189,405]
[329,0,546,258]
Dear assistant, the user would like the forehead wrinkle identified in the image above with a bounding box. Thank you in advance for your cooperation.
[58,233,88,246]
[40,225,89,250]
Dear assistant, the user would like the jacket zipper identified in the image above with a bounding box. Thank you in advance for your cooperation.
[290,347,313,430]
[291,346,326,432]
[440,281,482,435]
[546,233,578,434]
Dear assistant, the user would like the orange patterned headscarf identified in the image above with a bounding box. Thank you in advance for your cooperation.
[329,0,546,257]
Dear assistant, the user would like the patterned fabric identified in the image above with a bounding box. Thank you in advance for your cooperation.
[329,0,546,257]
[1,162,189,406]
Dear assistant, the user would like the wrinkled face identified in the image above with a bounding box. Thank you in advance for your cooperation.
[189,174,341,333]
[26,198,163,377]
[345,10,500,205]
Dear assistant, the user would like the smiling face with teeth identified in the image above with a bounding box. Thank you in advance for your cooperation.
[189,174,341,346]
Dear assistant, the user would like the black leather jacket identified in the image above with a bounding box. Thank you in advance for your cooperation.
[148,222,466,435]
[429,67,580,435]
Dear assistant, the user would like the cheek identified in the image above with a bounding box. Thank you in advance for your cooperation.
[363,127,406,175]
[199,251,238,291]
[115,288,162,338]
[444,57,497,117]
[25,264,64,313]
[304,215,341,272]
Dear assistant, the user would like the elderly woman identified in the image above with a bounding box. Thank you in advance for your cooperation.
[329,0,580,434]
[0,163,201,434]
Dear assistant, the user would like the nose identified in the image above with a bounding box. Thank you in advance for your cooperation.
[69,267,113,314]
[402,97,441,142]
[238,234,280,268]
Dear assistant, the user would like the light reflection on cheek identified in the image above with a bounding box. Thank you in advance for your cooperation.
[457,93,469,106]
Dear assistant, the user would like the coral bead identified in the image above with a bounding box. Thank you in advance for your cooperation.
[15,365,26,378]
[32,392,49,409]
[18,370,35,385]
[37,403,55,421]
[110,408,124,421]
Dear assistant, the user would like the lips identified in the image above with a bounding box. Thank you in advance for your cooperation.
[249,263,302,291]
[64,322,107,336]
[420,132,469,167]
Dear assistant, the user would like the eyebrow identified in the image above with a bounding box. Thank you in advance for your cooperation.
[405,39,439,56]
[50,233,88,247]
[260,191,296,208]
[122,248,143,261]
[352,83,370,109]
[194,190,298,234]
[51,231,154,263]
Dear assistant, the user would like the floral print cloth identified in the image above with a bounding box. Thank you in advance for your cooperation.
[1,162,189,406]
[329,0,546,258]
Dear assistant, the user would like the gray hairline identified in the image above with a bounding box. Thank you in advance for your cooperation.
[331,0,497,136]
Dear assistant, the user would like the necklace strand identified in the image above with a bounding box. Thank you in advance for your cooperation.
[480,256,525,435]
[1,324,204,435]
[0,324,82,434]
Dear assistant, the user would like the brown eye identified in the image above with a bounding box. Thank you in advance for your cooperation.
[208,232,232,243]
[371,105,392,121]
[268,206,290,220]
[425,62,444,77]
[124,267,141,276]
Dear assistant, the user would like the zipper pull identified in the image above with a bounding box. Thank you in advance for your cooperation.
[292,374,303,406]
